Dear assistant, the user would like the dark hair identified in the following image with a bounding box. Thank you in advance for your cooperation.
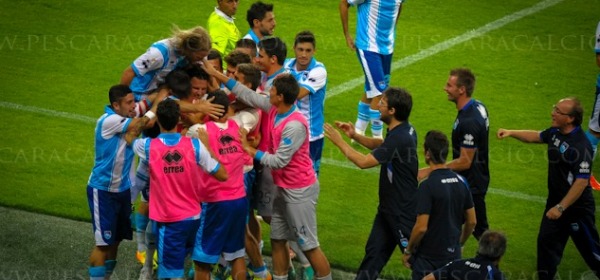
[246,1,274,28]
[450,68,476,97]
[235,38,257,57]
[207,49,223,70]
[477,231,507,262]
[258,37,286,66]
[186,65,209,81]
[157,99,180,131]
[272,73,299,105]
[383,87,412,122]
[165,70,191,99]
[424,130,449,164]
[109,84,132,104]
[236,63,262,90]
[294,30,316,48]
[224,50,252,68]
[564,97,584,126]
[206,90,230,118]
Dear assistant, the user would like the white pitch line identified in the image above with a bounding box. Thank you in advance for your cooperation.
[326,0,565,99]
[0,101,96,124]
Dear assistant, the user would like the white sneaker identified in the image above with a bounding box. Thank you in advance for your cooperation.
[351,129,365,144]
[139,267,153,280]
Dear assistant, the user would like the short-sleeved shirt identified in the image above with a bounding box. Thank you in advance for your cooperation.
[540,126,595,212]
[431,256,504,280]
[348,0,403,55]
[415,169,474,259]
[452,99,490,194]
[371,121,418,222]
[87,106,134,193]
[207,7,240,60]
[284,57,327,141]
[130,39,187,98]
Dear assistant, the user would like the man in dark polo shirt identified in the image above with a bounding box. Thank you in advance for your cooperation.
[324,87,418,280]
[497,97,600,280]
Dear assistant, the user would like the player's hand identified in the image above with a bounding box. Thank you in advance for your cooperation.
[497,128,510,139]
[334,121,356,138]
[545,207,562,220]
[199,57,219,76]
[402,253,412,269]
[345,35,356,51]
[324,123,344,145]
[195,96,225,119]
[239,127,251,151]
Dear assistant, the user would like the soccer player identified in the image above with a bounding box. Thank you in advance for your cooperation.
[235,38,258,59]
[402,130,476,280]
[202,61,333,280]
[129,98,227,280]
[339,0,404,139]
[324,87,418,280]
[186,65,210,101]
[284,30,327,179]
[224,50,253,78]
[86,84,164,280]
[185,91,249,280]
[424,231,506,280]
[497,97,600,280]
[243,1,276,45]
[207,0,241,61]
[418,68,490,240]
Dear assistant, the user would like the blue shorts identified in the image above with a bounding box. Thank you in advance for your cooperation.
[192,197,247,263]
[356,49,392,98]
[87,186,133,246]
[156,219,200,279]
[309,138,324,177]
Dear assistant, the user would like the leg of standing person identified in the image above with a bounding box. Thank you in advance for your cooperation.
[471,192,489,240]
[537,212,570,280]
[355,212,397,280]
[568,212,600,278]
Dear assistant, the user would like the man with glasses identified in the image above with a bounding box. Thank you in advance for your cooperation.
[497,97,600,280]
[419,68,490,241]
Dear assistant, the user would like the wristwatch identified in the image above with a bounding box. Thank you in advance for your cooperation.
[555,204,565,213]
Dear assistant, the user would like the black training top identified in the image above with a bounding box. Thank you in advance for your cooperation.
[415,168,474,259]
[540,126,595,212]
[372,121,418,223]
[452,99,490,194]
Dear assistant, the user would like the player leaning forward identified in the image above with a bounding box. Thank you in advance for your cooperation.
[201,57,333,280]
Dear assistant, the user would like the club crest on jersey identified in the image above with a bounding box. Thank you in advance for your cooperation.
[103,230,112,240]
[377,81,387,90]
[559,142,569,153]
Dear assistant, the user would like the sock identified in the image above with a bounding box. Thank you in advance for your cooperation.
[104,260,116,278]
[586,130,599,158]
[252,265,268,278]
[273,274,288,280]
[316,273,332,280]
[355,101,370,133]
[369,108,383,138]
[88,266,105,280]
[135,213,149,252]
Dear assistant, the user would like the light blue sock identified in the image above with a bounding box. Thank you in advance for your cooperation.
[369,108,383,138]
[88,265,105,280]
[355,101,370,132]
[135,212,149,252]
[104,260,116,277]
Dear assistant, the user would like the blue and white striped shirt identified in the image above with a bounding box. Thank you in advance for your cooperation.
[349,0,403,55]
[87,106,135,193]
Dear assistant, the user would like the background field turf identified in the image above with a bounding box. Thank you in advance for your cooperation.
[1,0,600,278]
